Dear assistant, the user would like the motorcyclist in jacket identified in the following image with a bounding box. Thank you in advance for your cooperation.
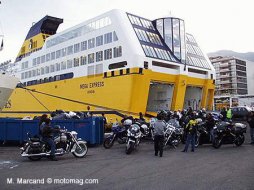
[40,118,60,161]
[226,106,233,121]
[206,113,215,142]
[182,113,197,152]
[220,107,227,121]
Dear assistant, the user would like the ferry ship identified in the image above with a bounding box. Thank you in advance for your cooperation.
[0,9,215,118]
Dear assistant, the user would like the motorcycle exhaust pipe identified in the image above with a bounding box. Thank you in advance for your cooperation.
[21,152,64,157]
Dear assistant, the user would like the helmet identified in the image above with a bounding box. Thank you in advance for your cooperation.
[196,118,202,124]
[123,119,132,126]
[130,124,140,132]
[141,124,148,130]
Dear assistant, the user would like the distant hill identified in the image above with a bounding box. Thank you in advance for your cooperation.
[208,50,254,62]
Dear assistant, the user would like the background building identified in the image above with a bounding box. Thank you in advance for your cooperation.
[210,56,254,109]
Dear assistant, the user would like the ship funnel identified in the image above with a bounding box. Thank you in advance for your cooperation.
[16,16,63,62]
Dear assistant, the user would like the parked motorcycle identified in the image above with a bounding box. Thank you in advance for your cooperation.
[213,121,246,149]
[195,119,212,147]
[149,118,157,140]
[21,127,88,161]
[103,122,127,149]
[167,119,184,143]
[125,124,142,154]
[164,123,182,148]
[134,119,153,140]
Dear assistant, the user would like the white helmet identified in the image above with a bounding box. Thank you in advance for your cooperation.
[123,119,132,126]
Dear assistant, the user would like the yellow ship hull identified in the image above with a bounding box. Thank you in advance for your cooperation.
[0,68,214,118]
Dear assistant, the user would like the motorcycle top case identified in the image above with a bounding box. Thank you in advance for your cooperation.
[234,123,247,133]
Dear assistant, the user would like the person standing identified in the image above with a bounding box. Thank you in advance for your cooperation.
[247,111,254,144]
[206,113,215,142]
[187,107,193,116]
[153,114,167,157]
[86,106,91,117]
[102,113,107,125]
[226,106,233,121]
[220,107,227,121]
[139,112,145,122]
[182,113,197,152]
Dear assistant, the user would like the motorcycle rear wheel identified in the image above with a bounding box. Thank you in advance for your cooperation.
[72,141,88,158]
[103,138,114,149]
[27,146,42,161]
[235,135,245,146]
[213,138,222,149]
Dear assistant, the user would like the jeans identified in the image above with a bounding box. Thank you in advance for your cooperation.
[250,128,254,143]
[184,134,195,152]
[154,135,164,156]
[43,137,56,156]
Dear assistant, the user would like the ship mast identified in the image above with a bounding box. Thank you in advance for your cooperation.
[0,1,4,51]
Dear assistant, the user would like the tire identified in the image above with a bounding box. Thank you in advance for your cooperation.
[27,146,42,161]
[72,141,88,158]
[235,134,245,146]
[195,134,200,148]
[213,138,222,149]
[103,138,114,149]
[126,141,134,154]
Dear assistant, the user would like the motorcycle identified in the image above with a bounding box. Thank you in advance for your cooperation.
[125,124,142,154]
[194,119,212,147]
[21,127,88,161]
[134,119,153,139]
[149,118,157,140]
[164,123,181,148]
[103,122,128,149]
[213,121,246,149]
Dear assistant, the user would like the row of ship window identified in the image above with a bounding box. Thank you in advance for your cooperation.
[128,14,178,63]
[127,14,155,31]
[46,16,112,48]
[21,31,118,70]
[186,34,197,44]
[134,28,163,46]
[21,46,122,80]
[142,45,172,61]
[187,56,210,70]
[186,43,204,57]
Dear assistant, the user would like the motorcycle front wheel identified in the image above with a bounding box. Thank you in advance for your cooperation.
[195,135,200,148]
[235,134,245,146]
[72,141,88,158]
[103,138,115,149]
[126,141,134,154]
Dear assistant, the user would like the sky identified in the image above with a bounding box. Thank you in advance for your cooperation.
[0,0,253,63]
